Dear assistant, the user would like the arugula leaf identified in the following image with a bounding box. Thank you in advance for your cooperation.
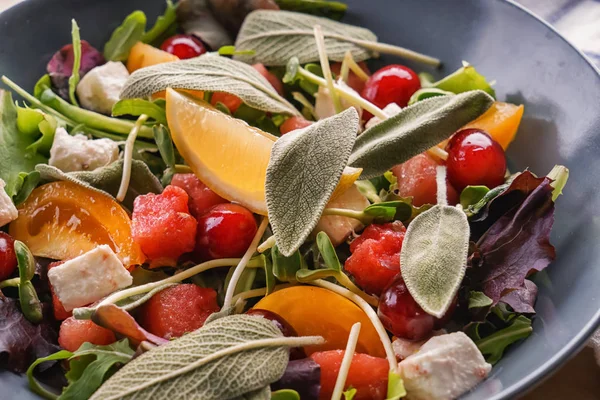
[112,99,167,125]
[142,0,178,45]
[0,91,47,197]
[104,11,147,61]
[460,186,490,209]
[427,64,496,98]
[475,315,532,364]
[27,350,72,400]
[15,106,58,156]
[68,20,82,106]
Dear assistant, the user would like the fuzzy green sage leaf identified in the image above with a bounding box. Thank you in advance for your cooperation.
[90,315,323,400]
[400,205,470,318]
[266,107,359,256]
[120,55,300,116]
[349,90,494,179]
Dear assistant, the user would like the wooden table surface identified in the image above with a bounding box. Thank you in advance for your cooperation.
[0,0,598,398]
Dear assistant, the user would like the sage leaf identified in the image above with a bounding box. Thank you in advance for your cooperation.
[266,108,359,256]
[400,205,470,318]
[234,10,376,66]
[90,315,318,400]
[349,90,494,179]
[36,160,163,210]
[120,55,300,116]
[104,11,147,61]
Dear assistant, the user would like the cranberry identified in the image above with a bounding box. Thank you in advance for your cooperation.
[160,34,207,59]
[195,203,258,260]
[247,308,306,359]
[171,174,228,219]
[344,222,406,296]
[446,129,507,191]
[378,276,435,341]
[0,232,17,281]
[280,116,312,135]
[361,65,420,109]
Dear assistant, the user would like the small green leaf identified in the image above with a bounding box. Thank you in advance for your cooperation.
[468,291,493,309]
[263,254,276,295]
[349,91,494,179]
[401,205,470,318]
[14,240,36,283]
[13,171,41,206]
[153,125,176,169]
[225,266,257,297]
[354,180,381,203]
[364,200,413,223]
[104,11,147,61]
[386,371,407,400]
[274,0,347,20]
[300,64,323,95]
[429,64,496,98]
[295,267,337,282]
[271,389,301,400]
[316,231,342,272]
[25,112,58,156]
[343,387,357,400]
[215,101,232,115]
[27,350,73,400]
[18,281,43,324]
[266,108,359,256]
[464,183,508,217]
[34,75,52,99]
[217,46,256,56]
[547,165,569,201]
[272,245,304,282]
[112,99,167,125]
[16,106,44,135]
[408,88,454,105]
[142,0,177,45]
[283,57,300,84]
[460,186,490,209]
[69,19,82,106]
[476,315,532,364]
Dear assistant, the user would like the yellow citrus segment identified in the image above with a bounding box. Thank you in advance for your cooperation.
[254,286,386,357]
[166,88,276,215]
[463,102,524,150]
[331,166,363,201]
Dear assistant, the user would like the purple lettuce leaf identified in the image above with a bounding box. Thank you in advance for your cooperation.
[47,40,105,100]
[500,280,538,314]
[0,297,60,373]
[473,175,555,304]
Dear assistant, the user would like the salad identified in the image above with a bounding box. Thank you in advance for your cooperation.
[0,1,569,399]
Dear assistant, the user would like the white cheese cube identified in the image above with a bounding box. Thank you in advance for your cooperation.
[312,185,369,246]
[365,103,402,130]
[392,330,446,361]
[49,127,119,173]
[0,179,18,227]
[76,61,130,115]
[47,245,132,311]
[398,332,492,400]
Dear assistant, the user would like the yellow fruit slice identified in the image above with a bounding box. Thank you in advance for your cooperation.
[166,88,363,216]
[254,286,386,357]
[463,102,524,150]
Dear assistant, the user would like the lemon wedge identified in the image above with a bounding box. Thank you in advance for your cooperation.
[166,88,362,216]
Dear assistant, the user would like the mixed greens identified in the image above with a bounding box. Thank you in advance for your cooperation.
[0,1,569,400]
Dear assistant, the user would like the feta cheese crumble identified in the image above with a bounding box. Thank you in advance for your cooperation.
[47,245,133,311]
[76,61,130,115]
[0,179,18,227]
[49,127,119,172]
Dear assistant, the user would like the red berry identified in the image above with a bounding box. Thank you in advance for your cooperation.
[310,350,389,400]
[160,34,207,59]
[247,308,306,359]
[132,185,198,265]
[344,222,406,296]
[446,129,507,191]
[0,232,17,281]
[195,203,258,260]
[361,64,420,109]
[48,261,72,321]
[138,284,220,339]
[58,317,116,352]
[279,116,312,135]
[331,61,371,93]
[252,63,284,96]
[171,174,228,219]
[392,153,459,207]
[378,276,437,341]
[210,92,243,114]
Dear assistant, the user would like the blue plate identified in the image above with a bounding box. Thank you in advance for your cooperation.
[0,0,599,399]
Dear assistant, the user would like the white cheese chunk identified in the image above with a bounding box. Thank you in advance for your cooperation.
[365,103,402,130]
[392,330,446,361]
[76,61,130,115]
[49,127,119,173]
[314,82,363,121]
[0,179,18,227]
[399,332,492,400]
[47,245,132,311]
[312,185,369,246]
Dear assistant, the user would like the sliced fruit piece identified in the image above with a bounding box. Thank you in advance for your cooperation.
[126,41,179,73]
[331,166,363,201]
[312,185,369,246]
[462,102,524,150]
[9,181,145,266]
[254,286,386,357]
[58,317,116,352]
